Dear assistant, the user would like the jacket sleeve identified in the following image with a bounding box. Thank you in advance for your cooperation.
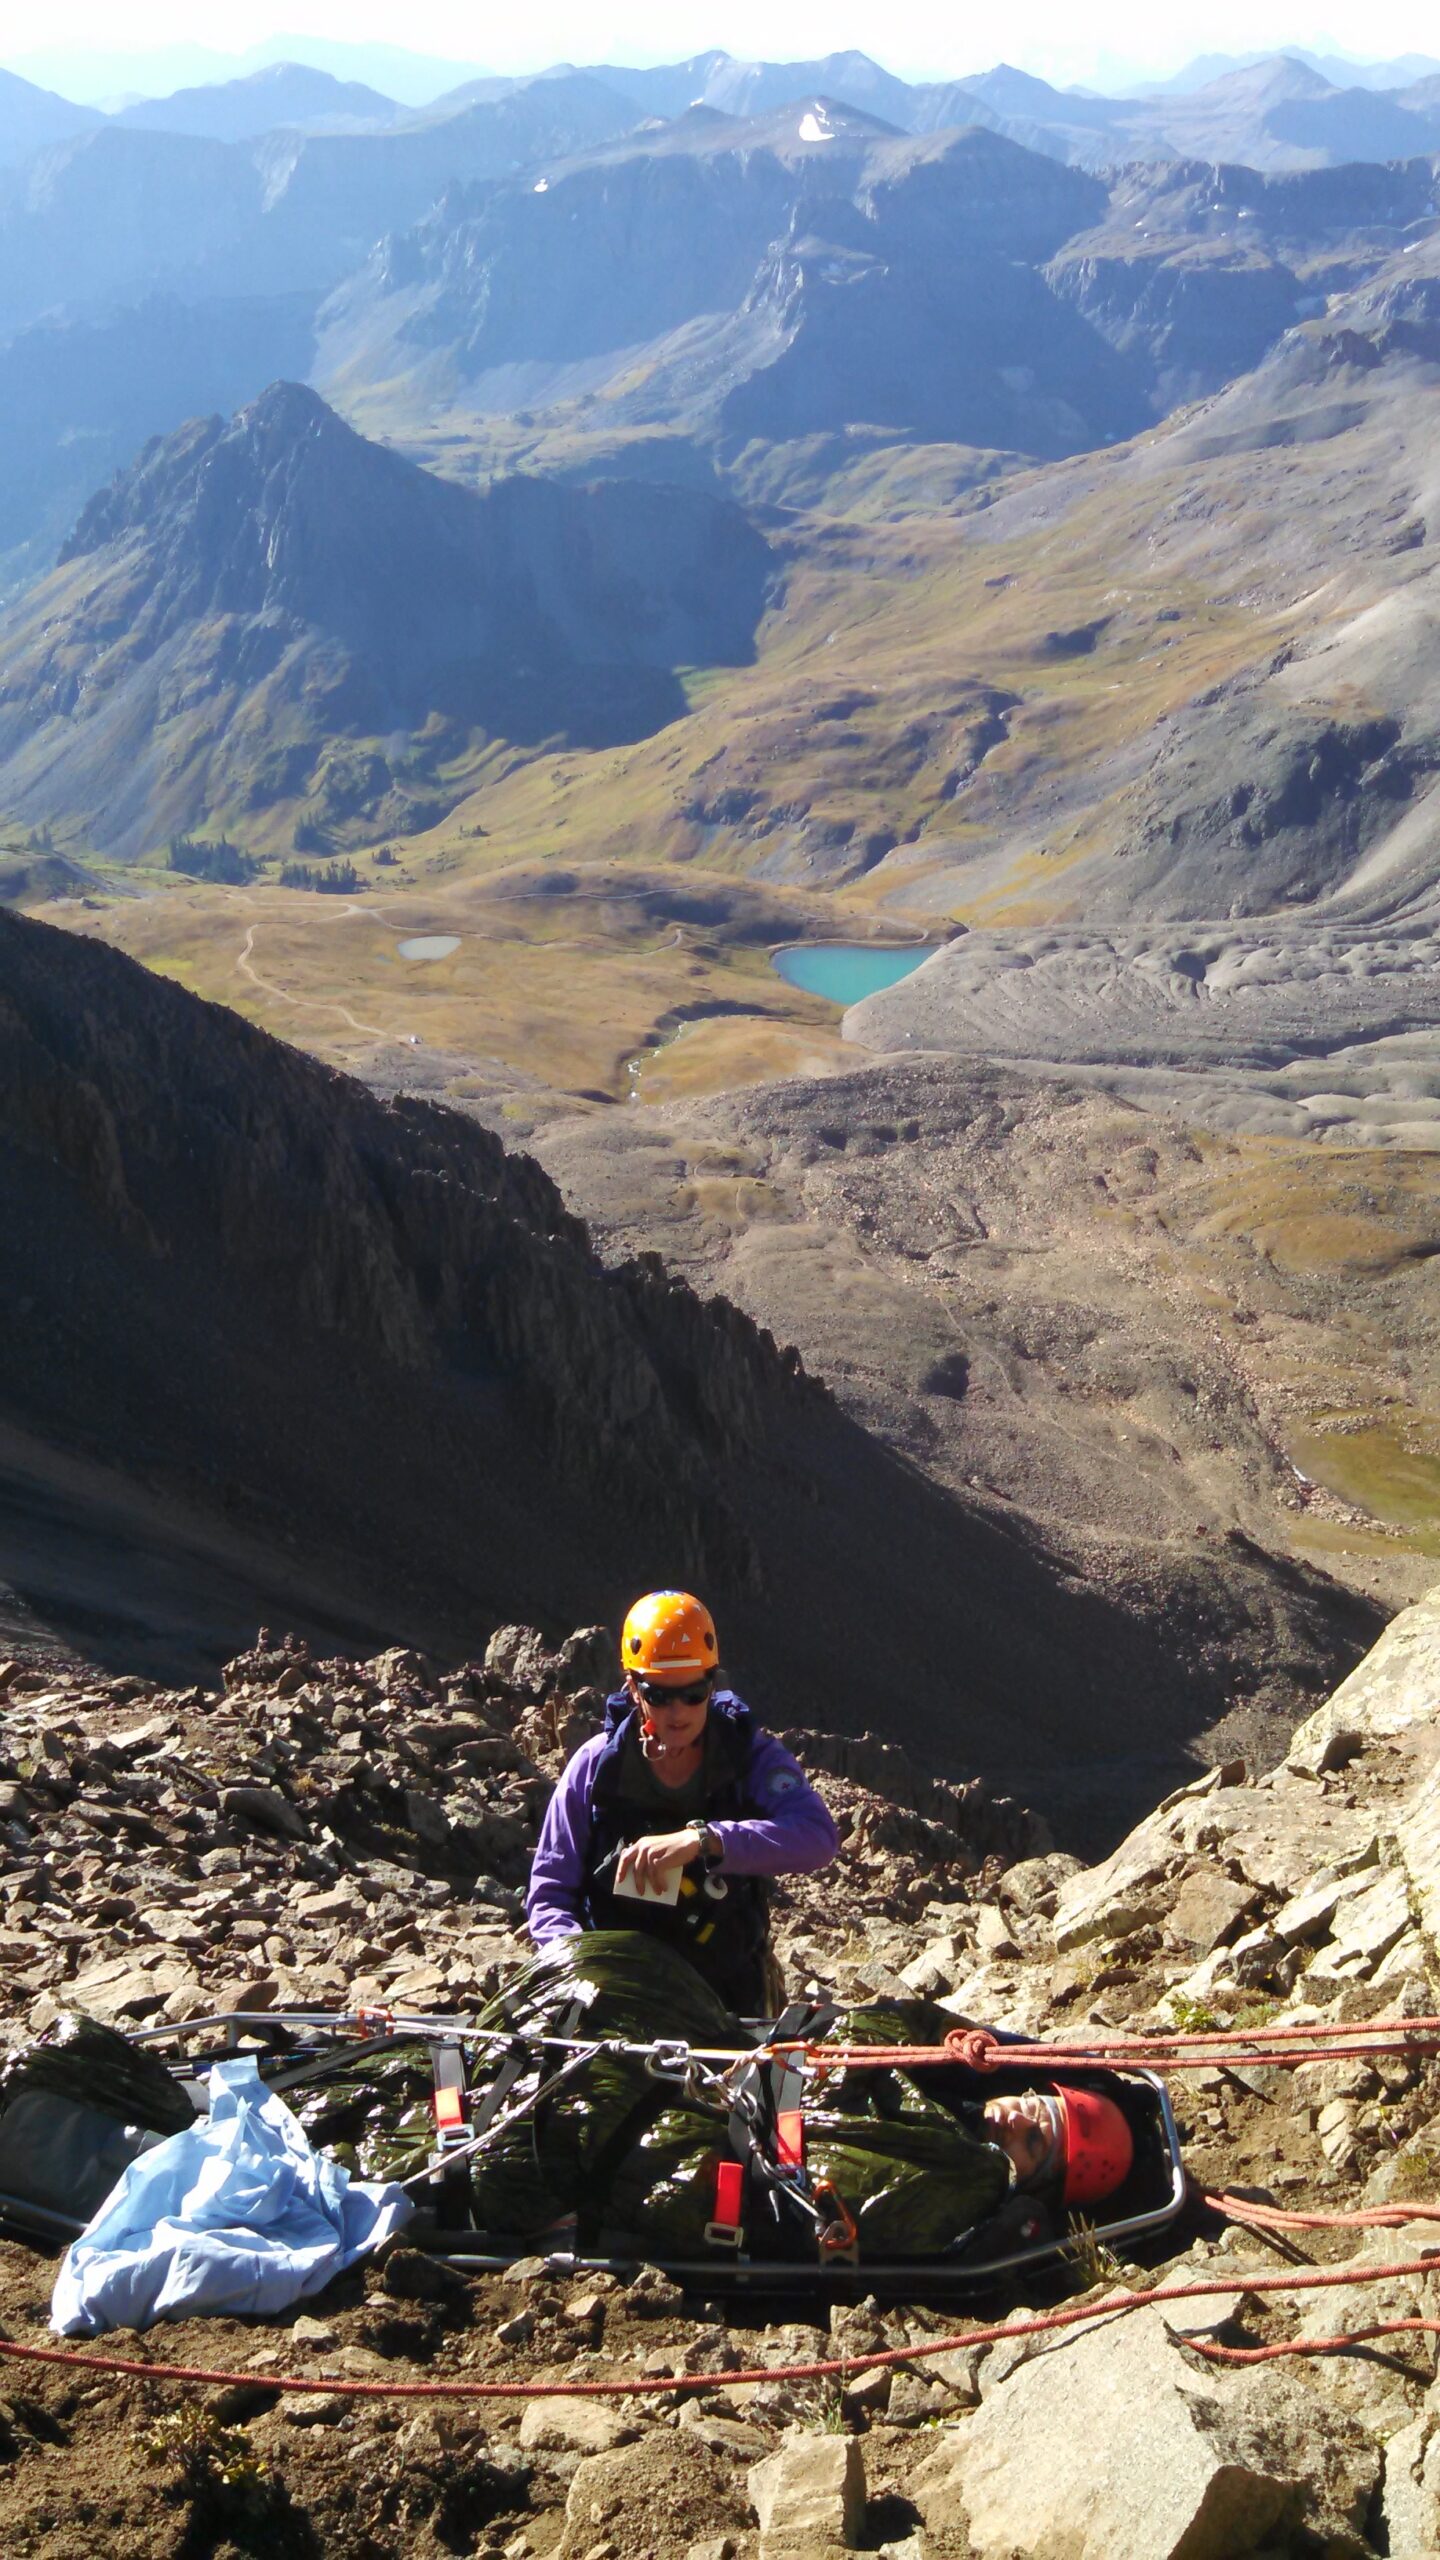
[707,1731,839,1880]
[524,1745,597,1945]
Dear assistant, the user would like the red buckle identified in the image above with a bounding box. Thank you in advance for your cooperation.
[434,2085,465,2131]
[705,2157,745,2247]
[776,2109,804,2171]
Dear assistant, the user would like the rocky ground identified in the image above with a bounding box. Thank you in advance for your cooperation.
[2,1597,1440,2555]
[533,1051,1426,1652]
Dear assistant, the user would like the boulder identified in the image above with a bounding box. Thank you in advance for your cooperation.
[1052,1820,1177,1951]
[1288,1586,1440,1773]
[1306,1866,1412,1983]
[898,1941,959,1997]
[1165,1869,1259,1954]
[1272,1862,1380,1945]
[974,1905,1018,1958]
[910,2303,1380,2560]
[1381,2414,1440,2559]
[555,1626,618,1690]
[220,1783,308,1841]
[485,1626,558,1696]
[998,1852,1083,1918]
[747,2432,866,2551]
[519,2399,638,2454]
[562,2436,733,2558]
[1167,1921,1289,2010]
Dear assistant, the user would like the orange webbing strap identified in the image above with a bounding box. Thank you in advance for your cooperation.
[776,2109,804,2171]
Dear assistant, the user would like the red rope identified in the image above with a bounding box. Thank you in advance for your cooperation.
[7,2242,1440,2404]
[812,2017,1440,2076]
[1188,2318,1440,2366]
[1209,2187,1440,2234]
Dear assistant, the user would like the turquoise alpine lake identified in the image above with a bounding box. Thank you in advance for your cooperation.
[771,943,936,1004]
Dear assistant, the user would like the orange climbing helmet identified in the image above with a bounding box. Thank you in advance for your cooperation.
[621,1590,719,1684]
[1054,2085,1134,2207]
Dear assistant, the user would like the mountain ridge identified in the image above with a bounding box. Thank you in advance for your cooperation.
[0,380,774,853]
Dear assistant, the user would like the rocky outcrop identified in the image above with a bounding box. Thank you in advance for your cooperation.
[913,2306,1382,2558]
[0,903,797,1630]
[0,1626,1041,2033]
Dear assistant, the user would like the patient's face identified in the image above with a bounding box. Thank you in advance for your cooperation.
[983,2092,1061,2187]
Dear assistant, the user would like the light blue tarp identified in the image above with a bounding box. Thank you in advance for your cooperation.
[51,2055,414,2336]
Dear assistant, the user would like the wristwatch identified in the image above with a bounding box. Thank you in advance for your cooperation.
[693,1823,721,1866]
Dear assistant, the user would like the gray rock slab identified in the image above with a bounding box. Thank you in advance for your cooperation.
[1398,1772,1440,1959]
[1307,1865,1413,1981]
[1273,1864,1380,1945]
[1166,1869,1259,1954]
[1381,2415,1440,2560]
[1288,1587,1440,1773]
[910,2302,1380,2560]
[1053,1826,1177,1951]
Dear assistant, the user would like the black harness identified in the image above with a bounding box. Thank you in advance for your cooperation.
[580,1694,771,2012]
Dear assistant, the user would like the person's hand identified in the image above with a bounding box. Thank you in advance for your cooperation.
[615,1829,703,1896]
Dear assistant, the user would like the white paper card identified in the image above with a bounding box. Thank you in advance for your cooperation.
[611,1863,683,1907]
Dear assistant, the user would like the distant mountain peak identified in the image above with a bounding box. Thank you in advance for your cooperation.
[234,376,337,437]
[10,385,773,855]
[60,378,354,567]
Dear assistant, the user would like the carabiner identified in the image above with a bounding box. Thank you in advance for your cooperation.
[644,2039,694,2082]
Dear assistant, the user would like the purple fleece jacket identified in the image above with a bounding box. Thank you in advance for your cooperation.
[526,1706,839,1946]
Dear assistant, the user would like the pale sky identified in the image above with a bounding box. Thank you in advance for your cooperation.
[2,3,1437,92]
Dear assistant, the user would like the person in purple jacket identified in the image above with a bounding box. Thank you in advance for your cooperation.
[526,1589,839,2014]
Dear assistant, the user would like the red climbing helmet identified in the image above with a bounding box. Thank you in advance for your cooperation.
[1054,2086,1134,2207]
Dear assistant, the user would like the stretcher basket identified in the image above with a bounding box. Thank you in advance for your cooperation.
[0,2006,1189,2297]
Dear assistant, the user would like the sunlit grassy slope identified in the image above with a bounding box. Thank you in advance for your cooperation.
[396,482,1269,913]
[1166,1139,1440,1570]
[55,864,855,1101]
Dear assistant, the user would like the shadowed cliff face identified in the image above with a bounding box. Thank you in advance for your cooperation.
[0,909,1382,1848]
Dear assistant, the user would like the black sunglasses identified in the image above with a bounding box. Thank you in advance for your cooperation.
[634,1673,715,1708]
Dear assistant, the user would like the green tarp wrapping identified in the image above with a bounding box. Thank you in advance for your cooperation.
[0,1953,1015,2263]
[292,2042,439,2183]
[461,1939,1010,2258]
[464,1933,737,2245]
[480,1930,745,2048]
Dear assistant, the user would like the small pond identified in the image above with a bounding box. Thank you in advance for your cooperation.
[771,942,937,1005]
[397,935,461,961]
